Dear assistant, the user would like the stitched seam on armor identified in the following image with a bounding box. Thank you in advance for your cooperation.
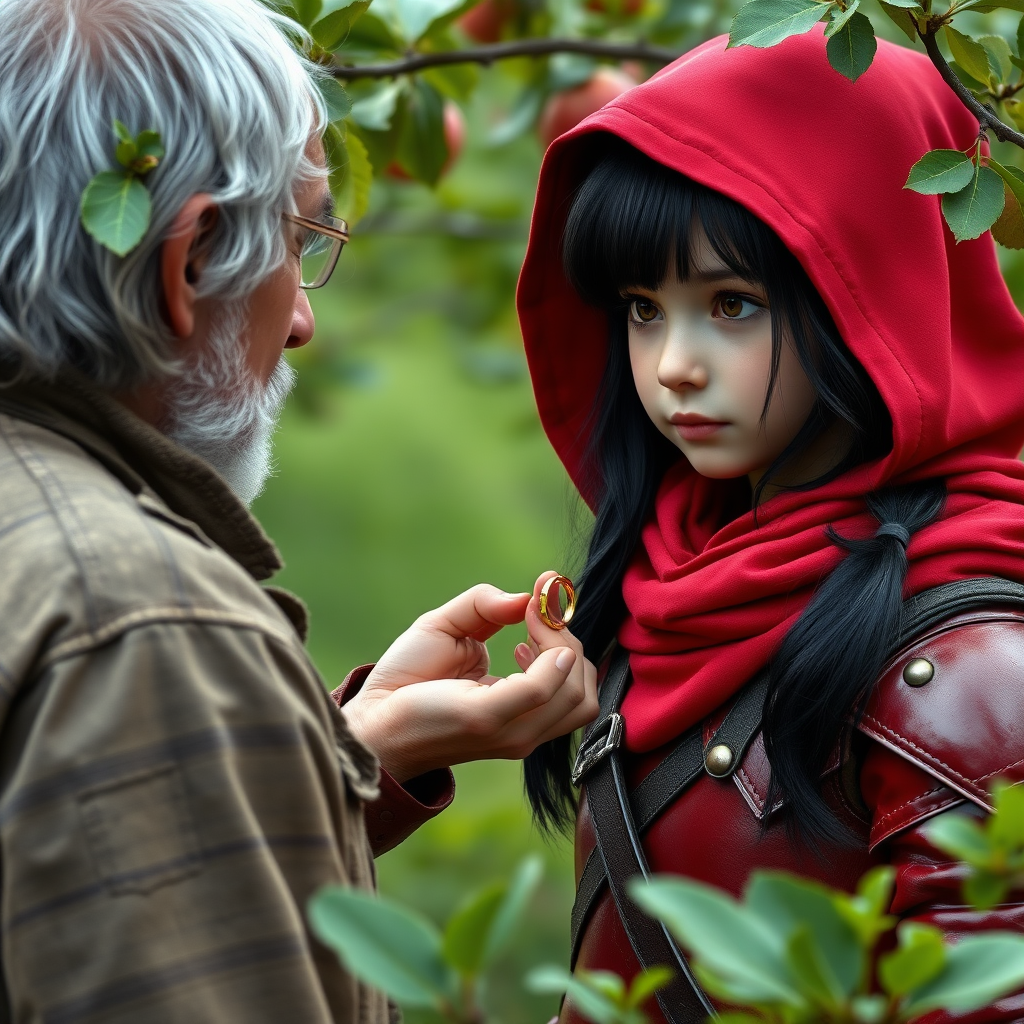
[872,784,949,830]
[859,716,1024,793]
[39,607,295,670]
[736,765,765,810]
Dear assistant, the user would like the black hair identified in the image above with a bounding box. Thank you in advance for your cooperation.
[524,138,943,842]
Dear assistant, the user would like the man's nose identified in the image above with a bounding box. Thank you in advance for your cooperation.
[285,287,315,349]
[657,328,708,390]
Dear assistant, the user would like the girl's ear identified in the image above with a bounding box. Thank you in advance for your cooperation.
[160,194,218,340]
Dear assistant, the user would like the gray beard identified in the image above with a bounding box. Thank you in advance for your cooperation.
[163,306,297,506]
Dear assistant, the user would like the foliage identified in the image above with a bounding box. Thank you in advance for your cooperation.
[260,0,733,225]
[630,865,1024,1024]
[309,856,544,1021]
[527,964,672,1023]
[80,121,164,256]
[924,780,1024,909]
[726,0,1024,243]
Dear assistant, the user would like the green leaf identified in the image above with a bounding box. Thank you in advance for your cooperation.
[878,922,945,996]
[903,933,1024,1015]
[630,876,802,1005]
[115,139,138,169]
[904,149,975,195]
[293,0,324,25]
[980,33,1013,79]
[950,60,992,94]
[113,119,133,144]
[786,926,846,1009]
[525,966,634,1024]
[728,0,829,49]
[481,854,543,966]
[877,0,918,40]
[332,124,373,224]
[317,76,352,122]
[825,11,876,81]
[1018,14,1024,58]
[942,162,1005,242]
[134,130,165,161]
[833,866,897,948]
[973,0,1024,12]
[964,868,1011,908]
[851,994,889,1023]
[442,882,505,977]
[747,873,863,998]
[946,26,996,86]
[392,0,467,41]
[487,87,543,147]
[80,170,151,257]
[349,80,405,132]
[393,78,448,185]
[308,886,457,1008]
[824,0,860,36]
[991,781,1024,846]
[586,970,628,1002]
[343,10,405,50]
[924,809,994,864]
[1004,97,1024,132]
[626,965,673,1008]
[312,0,373,47]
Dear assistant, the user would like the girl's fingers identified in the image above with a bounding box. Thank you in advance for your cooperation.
[514,642,536,670]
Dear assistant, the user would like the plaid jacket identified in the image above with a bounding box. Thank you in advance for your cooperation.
[0,371,390,1024]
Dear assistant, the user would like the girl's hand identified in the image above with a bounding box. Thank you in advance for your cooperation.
[513,570,591,680]
[342,580,599,783]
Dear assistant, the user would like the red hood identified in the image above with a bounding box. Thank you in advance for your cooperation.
[518,28,1024,505]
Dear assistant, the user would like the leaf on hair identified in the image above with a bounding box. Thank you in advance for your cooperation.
[80,171,152,257]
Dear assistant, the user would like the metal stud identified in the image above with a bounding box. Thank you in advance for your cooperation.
[704,743,734,777]
[902,658,934,687]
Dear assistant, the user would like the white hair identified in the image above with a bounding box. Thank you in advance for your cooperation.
[0,0,328,389]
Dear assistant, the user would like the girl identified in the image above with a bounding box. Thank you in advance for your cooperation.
[515,25,1024,1024]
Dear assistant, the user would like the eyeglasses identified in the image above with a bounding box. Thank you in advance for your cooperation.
[283,212,350,290]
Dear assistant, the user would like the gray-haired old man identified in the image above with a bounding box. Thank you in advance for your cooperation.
[0,1,596,1020]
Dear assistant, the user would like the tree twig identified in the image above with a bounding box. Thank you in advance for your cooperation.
[330,37,679,79]
[919,24,1024,148]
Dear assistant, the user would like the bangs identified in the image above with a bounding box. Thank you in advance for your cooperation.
[562,137,786,308]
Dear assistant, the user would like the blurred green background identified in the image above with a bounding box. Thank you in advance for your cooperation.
[253,48,1024,1024]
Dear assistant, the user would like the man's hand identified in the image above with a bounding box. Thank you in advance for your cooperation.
[342,578,598,782]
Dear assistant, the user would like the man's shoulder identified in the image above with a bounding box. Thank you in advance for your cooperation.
[0,411,298,682]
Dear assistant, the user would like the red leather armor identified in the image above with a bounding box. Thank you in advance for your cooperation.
[566,605,1024,1024]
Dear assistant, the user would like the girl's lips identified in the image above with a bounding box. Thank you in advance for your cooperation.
[670,414,729,440]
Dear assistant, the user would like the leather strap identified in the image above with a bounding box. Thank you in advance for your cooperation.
[583,651,715,1023]
[570,673,768,965]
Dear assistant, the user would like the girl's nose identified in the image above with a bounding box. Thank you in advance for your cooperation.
[658,331,708,391]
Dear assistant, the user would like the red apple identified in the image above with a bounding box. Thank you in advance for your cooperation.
[386,101,466,181]
[456,0,517,43]
[537,68,637,148]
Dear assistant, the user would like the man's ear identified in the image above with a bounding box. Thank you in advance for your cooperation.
[160,194,219,340]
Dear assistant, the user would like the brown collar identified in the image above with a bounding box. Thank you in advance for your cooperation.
[0,369,283,581]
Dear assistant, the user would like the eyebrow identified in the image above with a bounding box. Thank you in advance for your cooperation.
[319,192,335,220]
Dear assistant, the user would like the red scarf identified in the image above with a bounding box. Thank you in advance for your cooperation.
[517,28,1024,752]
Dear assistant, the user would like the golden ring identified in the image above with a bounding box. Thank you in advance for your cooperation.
[539,575,575,630]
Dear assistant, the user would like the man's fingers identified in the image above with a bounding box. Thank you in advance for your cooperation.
[422,583,531,640]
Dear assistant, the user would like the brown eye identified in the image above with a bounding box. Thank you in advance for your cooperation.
[720,295,745,318]
[630,298,660,323]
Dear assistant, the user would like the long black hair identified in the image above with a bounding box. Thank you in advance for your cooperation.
[524,138,944,842]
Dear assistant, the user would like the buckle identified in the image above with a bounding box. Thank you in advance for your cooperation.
[571,713,624,785]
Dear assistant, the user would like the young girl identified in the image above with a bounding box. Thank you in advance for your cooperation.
[515,25,1024,1024]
